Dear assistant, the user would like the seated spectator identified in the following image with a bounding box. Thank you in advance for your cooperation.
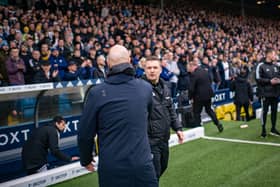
[33,60,60,83]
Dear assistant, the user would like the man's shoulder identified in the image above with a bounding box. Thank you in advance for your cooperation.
[135,78,153,90]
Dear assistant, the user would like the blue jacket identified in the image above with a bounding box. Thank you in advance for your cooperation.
[63,67,87,81]
[49,55,68,79]
[78,63,154,171]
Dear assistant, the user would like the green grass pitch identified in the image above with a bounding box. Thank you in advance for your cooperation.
[52,118,280,187]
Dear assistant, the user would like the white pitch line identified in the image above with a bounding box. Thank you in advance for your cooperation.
[202,136,280,147]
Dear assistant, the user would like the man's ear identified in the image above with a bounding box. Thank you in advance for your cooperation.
[107,59,112,69]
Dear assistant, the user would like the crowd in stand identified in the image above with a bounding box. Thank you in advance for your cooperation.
[0,0,279,97]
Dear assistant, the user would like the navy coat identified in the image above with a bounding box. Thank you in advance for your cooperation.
[78,63,158,187]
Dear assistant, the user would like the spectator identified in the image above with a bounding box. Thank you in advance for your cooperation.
[24,50,41,84]
[33,60,60,83]
[71,49,84,66]
[40,43,50,61]
[49,47,68,79]
[63,61,87,81]
[165,51,180,98]
[92,55,107,79]
[5,47,26,85]
[0,43,9,86]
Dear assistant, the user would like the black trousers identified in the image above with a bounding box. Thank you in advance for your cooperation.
[235,103,250,121]
[151,141,169,180]
[193,99,219,126]
[261,97,278,129]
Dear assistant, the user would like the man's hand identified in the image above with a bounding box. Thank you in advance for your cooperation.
[271,78,280,85]
[85,159,97,172]
[71,156,79,161]
[176,130,184,144]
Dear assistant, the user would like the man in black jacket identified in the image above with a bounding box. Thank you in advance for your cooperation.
[78,45,158,187]
[144,56,184,180]
[256,49,280,137]
[21,116,79,175]
[188,57,223,132]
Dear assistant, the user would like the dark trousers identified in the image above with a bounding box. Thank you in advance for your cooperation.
[235,103,250,121]
[193,99,219,126]
[151,141,169,180]
[261,97,278,130]
[98,162,158,187]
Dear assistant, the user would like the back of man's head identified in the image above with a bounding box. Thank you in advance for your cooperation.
[107,45,130,68]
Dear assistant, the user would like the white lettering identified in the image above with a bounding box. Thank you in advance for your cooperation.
[21,129,30,141]
[214,93,226,102]
[10,131,20,144]
[229,91,235,99]
[72,120,79,131]
[64,122,71,133]
[0,134,8,146]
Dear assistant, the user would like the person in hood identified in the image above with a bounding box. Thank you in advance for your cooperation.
[230,65,253,122]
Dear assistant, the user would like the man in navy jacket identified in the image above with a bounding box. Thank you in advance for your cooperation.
[78,45,158,187]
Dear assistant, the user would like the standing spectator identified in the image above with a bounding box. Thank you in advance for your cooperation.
[143,56,184,180]
[71,49,84,67]
[0,43,9,86]
[217,54,231,89]
[40,43,50,61]
[56,39,71,60]
[78,45,158,187]
[21,116,79,175]
[177,55,190,93]
[256,49,280,137]
[92,55,107,79]
[5,47,26,85]
[24,50,41,84]
[63,61,87,81]
[33,60,60,83]
[230,66,253,122]
[188,57,223,131]
[165,52,180,98]
[49,48,68,80]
